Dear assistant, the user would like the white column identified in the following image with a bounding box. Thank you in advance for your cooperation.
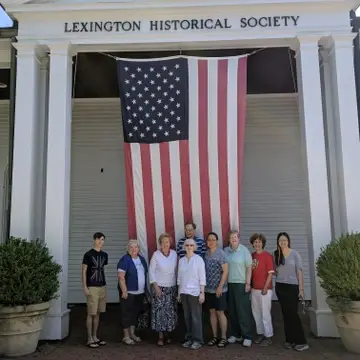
[41,42,73,340]
[34,57,49,240]
[10,43,42,240]
[327,34,360,234]
[295,36,337,337]
[319,50,342,240]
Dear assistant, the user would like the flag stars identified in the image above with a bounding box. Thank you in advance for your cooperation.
[176,103,180,108]
[127,119,132,124]
[164,131,169,136]
[131,73,136,78]
[133,126,138,131]
[145,113,150,118]
[126,105,131,111]
[144,74,148,79]
[132,99,136,104]
[140,133,145,138]
[131,86,136,91]
[170,124,175,128]
[146,126,151,131]
[150,67,154,72]
[137,67,142,72]
[169,71,173,76]
[164,118,169,123]
[157,99,162,104]
[169,84,174,89]
[124,67,129,71]
[162,66,167,71]
[176,90,180,95]
[137,80,142,85]
[151,106,156,111]
[175,64,180,69]
[175,77,180,82]
[125,79,130,84]
[132,113,137,118]
[163,78,168,84]
[152,119,156,124]
[156,73,161,78]
[152,133,157,138]
[170,97,174,102]
[176,116,181,121]
[125,92,130,97]
[128,132,133,137]
[159,125,163,130]
[139,120,144,124]
[176,130,181,135]
[157,112,163,117]
[157,86,162,91]
[138,106,143,111]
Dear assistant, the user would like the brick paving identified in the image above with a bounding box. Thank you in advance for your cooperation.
[17,303,358,360]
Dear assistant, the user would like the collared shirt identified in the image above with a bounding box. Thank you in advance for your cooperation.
[177,254,206,296]
[176,236,206,258]
[224,244,252,283]
[149,249,177,287]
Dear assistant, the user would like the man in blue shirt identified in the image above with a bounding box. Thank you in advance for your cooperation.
[176,222,205,258]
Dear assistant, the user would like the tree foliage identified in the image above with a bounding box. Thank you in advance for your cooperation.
[0,237,62,306]
[316,232,360,313]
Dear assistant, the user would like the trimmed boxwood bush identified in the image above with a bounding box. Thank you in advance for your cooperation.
[316,232,360,312]
[0,237,62,306]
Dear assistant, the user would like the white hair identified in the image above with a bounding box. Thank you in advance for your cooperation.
[183,238,197,251]
[127,239,140,251]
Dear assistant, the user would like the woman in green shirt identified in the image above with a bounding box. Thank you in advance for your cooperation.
[224,230,255,347]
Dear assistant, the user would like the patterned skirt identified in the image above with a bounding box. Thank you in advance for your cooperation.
[151,285,178,332]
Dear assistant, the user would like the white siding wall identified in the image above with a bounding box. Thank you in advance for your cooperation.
[68,94,311,303]
[0,101,9,243]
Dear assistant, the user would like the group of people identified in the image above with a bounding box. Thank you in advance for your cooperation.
[81,224,309,352]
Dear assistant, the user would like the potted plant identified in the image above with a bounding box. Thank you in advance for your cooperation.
[0,237,62,357]
[316,232,360,354]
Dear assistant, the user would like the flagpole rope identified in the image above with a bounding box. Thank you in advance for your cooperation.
[98,47,268,62]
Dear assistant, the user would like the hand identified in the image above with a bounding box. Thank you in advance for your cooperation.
[216,286,223,298]
[261,287,268,295]
[199,293,205,304]
[83,287,90,296]
[154,285,162,297]
[177,294,181,303]
[245,283,251,293]
[122,291,128,299]
[299,289,305,300]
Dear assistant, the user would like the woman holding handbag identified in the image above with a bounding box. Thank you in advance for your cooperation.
[149,233,178,346]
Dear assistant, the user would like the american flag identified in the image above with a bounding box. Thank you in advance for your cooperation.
[117,55,247,260]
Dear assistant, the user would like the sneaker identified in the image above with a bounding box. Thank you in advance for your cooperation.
[253,335,265,344]
[190,342,202,350]
[294,344,309,351]
[242,339,252,347]
[260,338,272,346]
[228,336,242,343]
[283,342,294,349]
[182,340,192,348]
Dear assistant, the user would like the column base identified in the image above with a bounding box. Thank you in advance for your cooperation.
[308,307,339,337]
[40,309,71,340]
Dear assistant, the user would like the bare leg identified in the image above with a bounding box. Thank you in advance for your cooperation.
[123,328,130,338]
[216,311,228,339]
[92,313,100,342]
[86,315,94,344]
[209,309,218,338]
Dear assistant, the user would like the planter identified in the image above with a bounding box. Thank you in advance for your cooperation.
[0,302,50,357]
[327,298,360,354]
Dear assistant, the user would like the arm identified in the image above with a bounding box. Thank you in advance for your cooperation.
[201,239,206,258]
[81,253,89,295]
[198,257,206,297]
[117,257,128,299]
[245,248,253,291]
[263,253,275,292]
[219,263,228,289]
[149,253,162,296]
[81,264,89,295]
[295,251,305,297]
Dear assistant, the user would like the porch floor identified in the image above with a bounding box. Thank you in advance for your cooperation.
[20,303,357,360]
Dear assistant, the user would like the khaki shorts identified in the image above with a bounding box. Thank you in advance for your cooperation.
[87,286,107,315]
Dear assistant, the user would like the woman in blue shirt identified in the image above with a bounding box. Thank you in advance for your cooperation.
[117,239,148,345]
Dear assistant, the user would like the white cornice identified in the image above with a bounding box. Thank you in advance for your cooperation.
[2,0,360,13]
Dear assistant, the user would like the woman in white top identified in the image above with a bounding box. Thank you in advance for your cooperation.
[177,238,206,350]
[149,233,178,346]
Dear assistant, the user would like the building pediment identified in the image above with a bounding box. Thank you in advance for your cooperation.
[2,0,360,8]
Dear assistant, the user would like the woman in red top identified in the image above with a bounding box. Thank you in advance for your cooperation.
[250,233,275,346]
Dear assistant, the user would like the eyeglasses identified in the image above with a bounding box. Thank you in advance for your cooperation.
[185,244,194,247]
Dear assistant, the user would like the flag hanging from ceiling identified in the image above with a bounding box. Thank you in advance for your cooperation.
[117,55,247,260]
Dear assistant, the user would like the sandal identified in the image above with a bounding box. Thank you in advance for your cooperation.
[208,337,218,346]
[157,338,165,347]
[130,335,141,343]
[217,338,228,348]
[122,337,135,345]
[96,339,106,346]
[87,342,99,348]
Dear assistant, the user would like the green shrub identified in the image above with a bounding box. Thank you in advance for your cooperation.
[0,237,62,307]
[316,232,360,312]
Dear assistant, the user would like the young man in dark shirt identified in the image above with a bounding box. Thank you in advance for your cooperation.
[82,232,108,348]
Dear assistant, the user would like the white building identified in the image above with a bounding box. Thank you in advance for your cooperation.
[1,0,360,341]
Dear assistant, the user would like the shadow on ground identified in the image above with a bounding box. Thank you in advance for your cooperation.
[16,302,358,360]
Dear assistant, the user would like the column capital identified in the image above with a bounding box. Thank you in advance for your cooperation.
[46,42,75,57]
[320,33,356,52]
[292,35,321,57]
[13,42,47,62]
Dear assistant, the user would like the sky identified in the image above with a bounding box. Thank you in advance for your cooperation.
[0,5,13,29]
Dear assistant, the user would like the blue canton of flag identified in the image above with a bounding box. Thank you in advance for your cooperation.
[117,57,189,144]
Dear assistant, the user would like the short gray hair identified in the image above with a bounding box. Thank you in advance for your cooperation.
[127,239,140,251]
[183,238,197,251]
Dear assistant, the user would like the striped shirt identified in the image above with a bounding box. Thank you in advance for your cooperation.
[176,236,206,258]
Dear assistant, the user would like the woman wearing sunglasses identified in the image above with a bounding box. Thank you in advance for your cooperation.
[177,238,206,350]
